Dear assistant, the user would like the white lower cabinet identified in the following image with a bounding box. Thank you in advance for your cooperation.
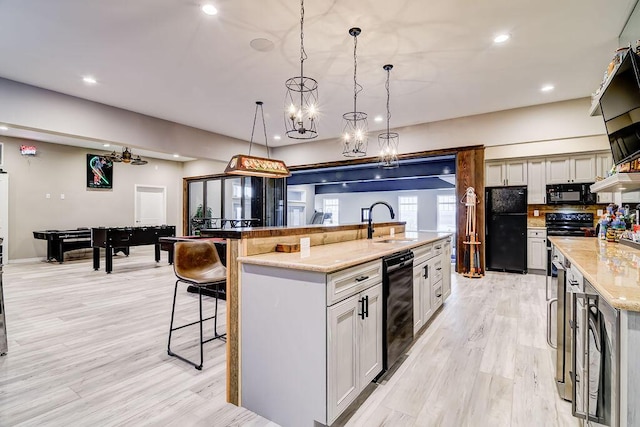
[327,283,382,423]
[413,238,451,335]
[527,228,547,271]
[443,239,452,299]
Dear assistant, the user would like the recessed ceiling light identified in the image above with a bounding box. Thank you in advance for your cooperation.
[201,4,217,15]
[493,34,510,44]
[83,76,97,85]
[273,135,281,140]
[374,116,383,123]
[375,175,381,179]
[173,154,180,158]
[0,125,8,131]
[619,187,627,190]
[103,143,110,147]
[541,84,555,92]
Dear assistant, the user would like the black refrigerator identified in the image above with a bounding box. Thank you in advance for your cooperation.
[485,186,527,274]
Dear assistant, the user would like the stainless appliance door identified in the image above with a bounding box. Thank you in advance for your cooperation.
[553,261,572,400]
[572,283,619,426]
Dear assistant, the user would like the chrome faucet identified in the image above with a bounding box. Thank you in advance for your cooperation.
[367,201,395,239]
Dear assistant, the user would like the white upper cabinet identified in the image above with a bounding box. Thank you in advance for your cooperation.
[527,159,546,204]
[546,155,595,184]
[571,155,596,183]
[485,162,504,187]
[545,157,571,184]
[485,160,527,187]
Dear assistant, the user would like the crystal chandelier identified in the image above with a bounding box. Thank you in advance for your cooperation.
[284,0,318,140]
[378,64,399,169]
[226,102,290,178]
[342,27,368,157]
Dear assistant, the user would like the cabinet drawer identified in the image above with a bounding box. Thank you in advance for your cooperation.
[432,279,443,311]
[527,229,547,238]
[433,259,443,283]
[327,259,382,305]
[412,243,434,264]
[433,242,444,256]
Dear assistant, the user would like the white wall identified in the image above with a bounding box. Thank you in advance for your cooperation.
[287,184,316,225]
[182,158,228,177]
[485,135,609,160]
[1,136,184,261]
[274,98,608,166]
[0,77,266,163]
[314,188,455,230]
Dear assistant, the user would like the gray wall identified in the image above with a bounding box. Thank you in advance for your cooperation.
[314,188,455,230]
[2,136,184,260]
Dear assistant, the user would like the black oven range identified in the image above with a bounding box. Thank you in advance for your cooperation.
[546,213,594,276]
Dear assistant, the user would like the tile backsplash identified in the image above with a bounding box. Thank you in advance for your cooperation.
[527,204,607,228]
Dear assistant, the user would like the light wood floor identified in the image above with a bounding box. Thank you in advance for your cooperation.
[0,248,577,426]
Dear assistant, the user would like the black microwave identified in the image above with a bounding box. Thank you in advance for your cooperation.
[546,183,597,205]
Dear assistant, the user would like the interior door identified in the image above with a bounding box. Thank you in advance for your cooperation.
[0,174,7,261]
[135,185,166,226]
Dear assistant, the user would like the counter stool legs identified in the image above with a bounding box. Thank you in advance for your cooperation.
[167,280,226,370]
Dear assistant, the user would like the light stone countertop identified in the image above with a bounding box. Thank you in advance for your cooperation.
[549,236,640,311]
[238,232,452,273]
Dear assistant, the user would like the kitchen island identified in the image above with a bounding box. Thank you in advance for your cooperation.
[549,237,640,426]
[238,231,452,426]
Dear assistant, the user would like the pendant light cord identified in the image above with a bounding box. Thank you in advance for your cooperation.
[261,104,270,159]
[353,34,362,117]
[248,102,270,159]
[386,68,391,135]
[299,0,307,106]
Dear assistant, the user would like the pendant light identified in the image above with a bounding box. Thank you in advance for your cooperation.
[225,102,291,178]
[378,64,399,169]
[284,0,318,140]
[342,27,368,157]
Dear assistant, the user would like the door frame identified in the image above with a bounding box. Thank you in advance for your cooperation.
[0,173,8,262]
[134,184,167,226]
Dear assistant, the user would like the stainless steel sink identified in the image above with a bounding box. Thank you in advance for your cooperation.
[374,239,417,244]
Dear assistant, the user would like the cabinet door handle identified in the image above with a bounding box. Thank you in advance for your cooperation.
[435,245,442,250]
[355,275,369,282]
[364,295,369,318]
[423,265,429,279]
[543,195,546,203]
[358,297,366,319]
[436,292,442,298]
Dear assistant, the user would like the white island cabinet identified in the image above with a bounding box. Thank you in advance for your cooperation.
[241,259,383,427]
[239,233,452,426]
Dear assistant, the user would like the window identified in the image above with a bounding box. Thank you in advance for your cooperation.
[323,199,339,224]
[398,196,418,231]
[437,194,456,232]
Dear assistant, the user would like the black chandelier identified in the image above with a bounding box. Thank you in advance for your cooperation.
[284,0,318,140]
[378,64,399,169]
[342,27,368,157]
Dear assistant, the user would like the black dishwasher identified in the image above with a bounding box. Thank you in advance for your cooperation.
[382,250,414,372]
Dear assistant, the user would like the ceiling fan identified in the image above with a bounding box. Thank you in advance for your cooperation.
[106,147,148,165]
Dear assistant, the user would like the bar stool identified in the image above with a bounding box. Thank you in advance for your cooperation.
[168,240,226,370]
